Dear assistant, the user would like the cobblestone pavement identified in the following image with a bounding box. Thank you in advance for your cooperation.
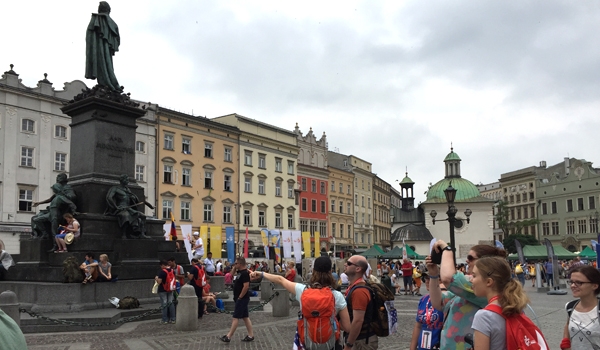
[25,284,573,349]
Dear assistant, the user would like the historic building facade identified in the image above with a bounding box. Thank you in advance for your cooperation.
[294,125,329,254]
[536,158,600,251]
[477,181,503,242]
[212,114,299,250]
[373,175,391,248]
[0,67,156,253]
[156,108,240,250]
[349,155,374,248]
[327,151,355,256]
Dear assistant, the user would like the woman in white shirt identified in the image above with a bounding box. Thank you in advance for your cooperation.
[562,265,600,350]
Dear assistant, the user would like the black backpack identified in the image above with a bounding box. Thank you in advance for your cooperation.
[347,281,397,337]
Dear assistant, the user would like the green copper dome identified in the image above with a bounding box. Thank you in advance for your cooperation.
[425,178,481,203]
[400,173,414,185]
[444,150,461,162]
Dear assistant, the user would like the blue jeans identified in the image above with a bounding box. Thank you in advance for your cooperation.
[517,273,525,286]
[159,292,175,322]
[546,273,554,287]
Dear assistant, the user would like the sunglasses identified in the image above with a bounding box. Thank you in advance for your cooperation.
[345,261,357,266]
[567,280,593,287]
[467,255,478,262]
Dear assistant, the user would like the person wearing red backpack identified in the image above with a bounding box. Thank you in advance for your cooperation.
[253,256,351,349]
[471,256,549,350]
[155,260,176,324]
[187,258,207,319]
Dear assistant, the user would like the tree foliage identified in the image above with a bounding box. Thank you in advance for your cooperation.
[502,234,540,254]
[494,200,540,236]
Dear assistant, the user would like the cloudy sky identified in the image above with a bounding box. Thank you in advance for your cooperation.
[4,1,600,203]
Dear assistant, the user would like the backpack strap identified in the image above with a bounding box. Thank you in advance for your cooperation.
[483,303,506,319]
[345,284,376,341]
[565,299,579,318]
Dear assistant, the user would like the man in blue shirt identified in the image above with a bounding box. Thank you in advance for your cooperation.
[544,258,554,288]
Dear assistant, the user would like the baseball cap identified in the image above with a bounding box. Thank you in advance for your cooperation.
[193,232,199,236]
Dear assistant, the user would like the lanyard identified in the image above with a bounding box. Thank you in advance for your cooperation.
[488,295,500,304]
[425,297,435,328]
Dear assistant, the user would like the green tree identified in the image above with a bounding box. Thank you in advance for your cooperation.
[495,200,540,239]
[502,234,540,254]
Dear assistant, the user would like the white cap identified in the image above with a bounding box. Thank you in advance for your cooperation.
[193,231,199,236]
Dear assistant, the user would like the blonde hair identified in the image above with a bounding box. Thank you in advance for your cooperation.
[475,256,529,316]
[99,254,109,262]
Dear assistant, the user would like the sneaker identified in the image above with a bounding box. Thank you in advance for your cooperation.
[169,320,176,324]
[219,335,231,343]
[159,321,168,325]
[242,335,255,342]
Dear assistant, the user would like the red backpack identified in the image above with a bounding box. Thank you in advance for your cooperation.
[484,304,549,350]
[298,287,340,350]
[193,265,207,288]
[162,268,176,292]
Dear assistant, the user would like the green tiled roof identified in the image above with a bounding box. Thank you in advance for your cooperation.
[400,174,414,184]
[425,178,481,203]
[444,151,461,162]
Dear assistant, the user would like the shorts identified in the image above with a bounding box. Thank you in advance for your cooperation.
[414,277,422,288]
[232,297,250,319]
[56,233,67,239]
[403,276,413,286]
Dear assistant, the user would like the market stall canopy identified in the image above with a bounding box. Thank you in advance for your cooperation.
[507,245,577,260]
[360,245,385,258]
[381,245,426,259]
[578,246,597,260]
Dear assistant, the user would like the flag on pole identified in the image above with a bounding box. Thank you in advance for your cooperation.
[169,211,177,241]
[244,227,249,258]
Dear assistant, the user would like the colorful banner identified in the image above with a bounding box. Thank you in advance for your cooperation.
[282,230,292,259]
[163,223,171,241]
[169,211,177,241]
[244,227,249,258]
[226,227,235,264]
[180,224,193,262]
[314,232,320,257]
[544,238,560,288]
[292,230,303,263]
[515,239,526,265]
[209,226,222,258]
[270,230,281,262]
[302,231,312,258]
[200,226,209,259]
[261,228,270,259]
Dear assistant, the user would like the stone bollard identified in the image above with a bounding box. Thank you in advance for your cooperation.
[272,287,290,317]
[176,285,197,331]
[261,280,273,301]
[0,290,20,327]
[210,276,226,293]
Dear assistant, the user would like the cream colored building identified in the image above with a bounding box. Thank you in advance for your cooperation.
[327,155,355,255]
[212,114,299,249]
[349,155,374,248]
[373,175,391,248]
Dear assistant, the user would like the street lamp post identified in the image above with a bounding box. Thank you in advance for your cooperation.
[430,183,472,266]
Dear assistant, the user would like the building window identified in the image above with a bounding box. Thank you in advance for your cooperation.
[162,200,173,219]
[347,185,351,194]
[340,224,345,238]
[362,196,365,207]
[275,181,282,197]
[204,142,212,158]
[258,154,266,169]
[22,119,35,133]
[275,158,282,172]
[181,201,191,220]
[224,147,232,162]
[204,171,213,189]
[551,222,559,235]
[203,204,213,222]
[368,197,371,209]
[551,201,557,214]
[135,141,145,153]
[258,179,265,194]
[135,165,145,182]
[182,138,192,154]
[21,147,34,167]
[18,189,33,212]
[300,219,308,232]
[302,198,307,211]
[320,222,327,238]
[55,125,67,138]
[54,152,66,171]
[331,181,335,192]
[542,203,547,215]
[300,178,306,191]
[567,220,575,234]
[287,161,294,175]
[339,183,343,193]
[589,196,596,210]
[223,206,232,223]
[321,200,326,213]
[361,213,365,224]
[244,151,252,166]
[224,175,232,191]
[164,134,174,150]
[577,198,584,211]
[244,177,252,192]
[311,180,317,193]
[331,200,336,212]
[347,203,351,214]
[339,201,343,213]
[310,221,318,237]
[578,219,587,234]
[258,211,266,227]
[311,199,317,212]
[362,180,364,190]
[182,168,191,186]
[332,223,337,236]
[368,182,371,191]
[288,213,294,228]
[542,222,550,236]
[566,199,573,212]
[591,218,598,233]
[275,212,282,228]
[288,183,294,198]
[244,209,251,226]
[163,165,173,183]
[320,181,325,194]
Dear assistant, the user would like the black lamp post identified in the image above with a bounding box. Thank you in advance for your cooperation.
[430,183,472,266]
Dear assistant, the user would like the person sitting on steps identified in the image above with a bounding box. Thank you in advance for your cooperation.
[80,252,98,284]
